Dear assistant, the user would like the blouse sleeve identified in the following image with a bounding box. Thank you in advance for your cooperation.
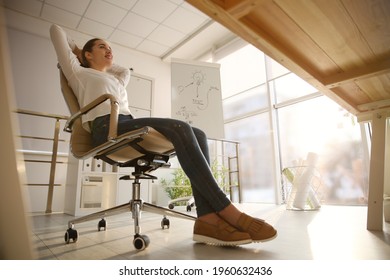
[49,24,82,79]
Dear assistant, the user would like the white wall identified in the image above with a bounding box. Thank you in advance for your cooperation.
[6,29,172,119]
[5,14,173,212]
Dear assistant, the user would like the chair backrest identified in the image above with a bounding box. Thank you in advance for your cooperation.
[59,69,95,157]
[59,68,175,166]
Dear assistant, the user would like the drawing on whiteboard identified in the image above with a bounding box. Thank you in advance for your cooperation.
[171,59,224,138]
[175,106,198,124]
[177,70,220,110]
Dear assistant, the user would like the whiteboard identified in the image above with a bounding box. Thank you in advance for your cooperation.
[171,58,224,139]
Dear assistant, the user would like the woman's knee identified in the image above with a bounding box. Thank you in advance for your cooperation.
[192,126,207,139]
[167,119,193,132]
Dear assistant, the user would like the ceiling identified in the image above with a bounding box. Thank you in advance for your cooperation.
[4,0,390,119]
[2,0,235,60]
[187,0,390,119]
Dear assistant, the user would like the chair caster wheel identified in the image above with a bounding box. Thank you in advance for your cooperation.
[133,234,150,250]
[64,228,78,244]
[186,205,192,212]
[168,203,174,209]
[98,219,107,231]
[161,216,170,229]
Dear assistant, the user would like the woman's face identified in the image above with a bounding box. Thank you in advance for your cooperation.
[85,39,113,71]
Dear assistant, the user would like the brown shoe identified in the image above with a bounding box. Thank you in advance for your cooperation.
[236,213,277,242]
[193,218,252,246]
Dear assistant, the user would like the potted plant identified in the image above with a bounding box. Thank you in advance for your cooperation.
[160,160,229,210]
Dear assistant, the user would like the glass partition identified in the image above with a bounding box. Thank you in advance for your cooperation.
[277,96,368,205]
[225,114,276,203]
[213,41,369,206]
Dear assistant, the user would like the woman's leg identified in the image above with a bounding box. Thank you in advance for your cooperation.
[187,126,219,217]
[92,115,231,217]
[92,115,277,244]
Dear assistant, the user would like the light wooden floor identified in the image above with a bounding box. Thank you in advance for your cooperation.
[29,204,390,260]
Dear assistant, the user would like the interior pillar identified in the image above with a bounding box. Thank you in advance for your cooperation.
[367,113,387,230]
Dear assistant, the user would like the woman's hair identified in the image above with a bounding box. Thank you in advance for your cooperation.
[81,38,101,67]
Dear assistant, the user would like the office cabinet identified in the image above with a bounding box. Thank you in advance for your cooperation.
[127,73,153,118]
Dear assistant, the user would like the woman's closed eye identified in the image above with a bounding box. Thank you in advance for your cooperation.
[98,44,111,51]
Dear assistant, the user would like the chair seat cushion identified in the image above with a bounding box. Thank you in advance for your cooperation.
[71,124,174,164]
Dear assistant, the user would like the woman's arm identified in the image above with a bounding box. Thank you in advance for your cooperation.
[71,44,83,64]
[51,24,130,87]
[49,24,82,79]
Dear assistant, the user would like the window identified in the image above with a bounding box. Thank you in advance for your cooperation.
[223,84,268,120]
[225,114,276,203]
[265,56,290,80]
[219,44,266,98]
[272,72,318,103]
[278,97,368,205]
[210,41,369,205]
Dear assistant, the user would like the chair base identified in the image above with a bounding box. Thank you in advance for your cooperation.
[168,196,195,212]
[64,199,196,250]
[64,167,196,250]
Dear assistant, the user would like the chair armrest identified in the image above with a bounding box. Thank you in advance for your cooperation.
[64,93,119,141]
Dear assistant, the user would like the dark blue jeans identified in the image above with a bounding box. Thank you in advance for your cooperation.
[91,114,230,217]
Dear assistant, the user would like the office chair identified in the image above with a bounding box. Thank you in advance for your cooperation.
[168,196,195,212]
[59,68,196,250]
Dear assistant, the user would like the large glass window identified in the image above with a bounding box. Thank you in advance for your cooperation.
[278,97,368,205]
[211,40,369,206]
[272,72,318,103]
[225,114,276,203]
[223,84,268,120]
[219,44,266,98]
[265,56,290,80]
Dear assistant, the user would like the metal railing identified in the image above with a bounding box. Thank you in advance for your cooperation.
[208,138,241,202]
[16,109,69,213]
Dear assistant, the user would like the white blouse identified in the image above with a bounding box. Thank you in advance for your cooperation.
[50,24,132,131]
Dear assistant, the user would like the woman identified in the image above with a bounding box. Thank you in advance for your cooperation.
[50,24,277,246]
